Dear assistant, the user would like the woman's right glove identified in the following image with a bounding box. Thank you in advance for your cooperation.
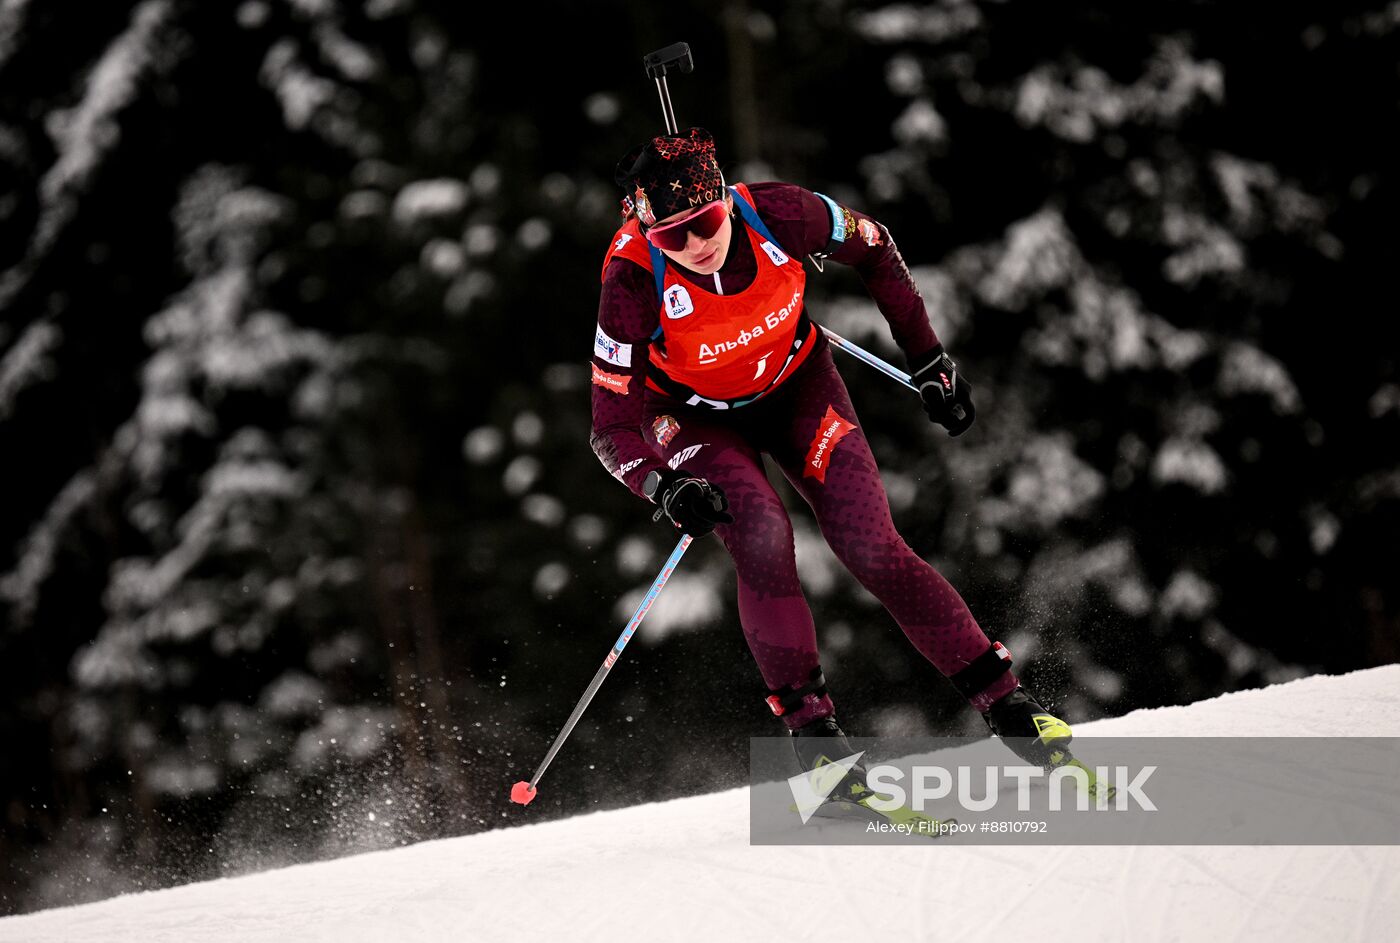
[910,344,976,437]
[643,468,734,538]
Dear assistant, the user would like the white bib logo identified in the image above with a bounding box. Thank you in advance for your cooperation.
[664,284,695,319]
[760,241,790,267]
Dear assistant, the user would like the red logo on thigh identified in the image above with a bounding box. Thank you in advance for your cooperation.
[804,405,857,483]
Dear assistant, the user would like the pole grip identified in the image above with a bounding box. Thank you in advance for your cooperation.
[643,42,693,79]
[644,42,692,136]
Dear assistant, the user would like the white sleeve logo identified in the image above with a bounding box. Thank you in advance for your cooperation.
[594,324,632,367]
[614,457,645,480]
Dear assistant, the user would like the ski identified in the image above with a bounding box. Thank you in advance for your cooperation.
[790,762,958,839]
[795,796,958,839]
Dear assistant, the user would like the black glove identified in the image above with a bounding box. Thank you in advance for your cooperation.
[911,344,976,437]
[644,468,734,538]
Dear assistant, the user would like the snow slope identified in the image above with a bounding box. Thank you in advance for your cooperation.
[4,666,1399,943]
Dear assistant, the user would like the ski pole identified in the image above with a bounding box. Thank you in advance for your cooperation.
[510,534,694,805]
[824,328,968,422]
[821,326,918,393]
[643,42,693,135]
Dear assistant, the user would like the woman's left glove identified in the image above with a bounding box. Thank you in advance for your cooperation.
[644,468,734,538]
[910,344,976,437]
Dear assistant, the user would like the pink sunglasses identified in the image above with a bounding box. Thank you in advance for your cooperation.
[644,200,729,251]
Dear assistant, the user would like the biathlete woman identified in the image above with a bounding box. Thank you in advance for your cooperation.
[588,127,1070,790]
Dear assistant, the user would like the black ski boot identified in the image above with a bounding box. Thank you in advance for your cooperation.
[789,715,874,807]
[983,687,1073,767]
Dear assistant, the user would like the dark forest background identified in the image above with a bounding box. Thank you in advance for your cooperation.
[2,0,1397,915]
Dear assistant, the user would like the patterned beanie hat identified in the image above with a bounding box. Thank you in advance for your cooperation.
[614,127,726,226]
